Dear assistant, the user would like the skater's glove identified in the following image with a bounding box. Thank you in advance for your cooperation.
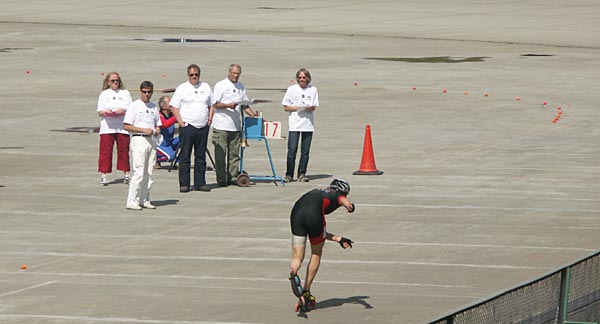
[339,237,354,249]
[348,203,355,213]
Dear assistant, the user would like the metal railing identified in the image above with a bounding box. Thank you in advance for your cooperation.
[424,250,600,324]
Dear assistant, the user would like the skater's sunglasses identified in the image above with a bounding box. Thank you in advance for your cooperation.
[188,73,199,77]
[109,79,120,83]
[141,90,153,94]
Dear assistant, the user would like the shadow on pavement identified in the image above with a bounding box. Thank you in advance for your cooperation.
[152,199,179,207]
[307,174,333,181]
[316,295,373,310]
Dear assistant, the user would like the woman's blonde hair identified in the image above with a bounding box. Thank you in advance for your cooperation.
[101,71,126,90]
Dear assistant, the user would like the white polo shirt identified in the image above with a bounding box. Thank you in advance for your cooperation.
[170,81,212,128]
[282,84,319,132]
[211,78,249,131]
[97,88,132,135]
[123,99,161,130]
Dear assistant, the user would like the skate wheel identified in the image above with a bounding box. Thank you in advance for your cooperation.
[237,174,250,187]
[294,303,301,312]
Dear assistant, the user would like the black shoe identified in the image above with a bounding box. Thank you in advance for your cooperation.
[229,179,239,186]
[179,186,190,193]
[194,185,211,192]
[218,182,228,187]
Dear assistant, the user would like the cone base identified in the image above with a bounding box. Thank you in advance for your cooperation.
[353,170,384,175]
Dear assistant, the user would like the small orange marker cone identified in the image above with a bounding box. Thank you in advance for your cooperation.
[20,264,27,270]
[412,86,416,90]
[26,70,30,74]
[354,82,358,87]
[515,97,521,101]
[162,74,166,77]
[484,93,489,97]
[442,89,447,93]
[464,91,469,95]
[100,72,105,76]
[543,101,547,105]
[353,125,383,175]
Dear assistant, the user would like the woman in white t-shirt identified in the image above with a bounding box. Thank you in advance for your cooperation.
[282,68,319,183]
[96,71,132,185]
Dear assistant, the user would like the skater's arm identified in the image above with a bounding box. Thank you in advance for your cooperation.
[340,197,355,213]
[326,232,354,249]
[326,232,338,242]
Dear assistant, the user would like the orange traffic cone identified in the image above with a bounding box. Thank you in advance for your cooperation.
[353,125,383,175]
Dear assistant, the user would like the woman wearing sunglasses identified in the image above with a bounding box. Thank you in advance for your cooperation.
[97,71,132,186]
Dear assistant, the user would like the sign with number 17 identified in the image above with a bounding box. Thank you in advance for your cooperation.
[263,121,281,139]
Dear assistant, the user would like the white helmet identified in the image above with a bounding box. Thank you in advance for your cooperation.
[329,178,350,195]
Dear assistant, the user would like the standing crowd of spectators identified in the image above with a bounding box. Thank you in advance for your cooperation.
[96,64,319,209]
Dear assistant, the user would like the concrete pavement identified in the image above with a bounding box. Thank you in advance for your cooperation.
[1,1,599,323]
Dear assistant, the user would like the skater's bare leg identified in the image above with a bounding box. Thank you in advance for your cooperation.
[303,241,324,291]
[291,235,306,275]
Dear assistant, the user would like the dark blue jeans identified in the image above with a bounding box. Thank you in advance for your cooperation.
[178,124,209,188]
[286,131,313,177]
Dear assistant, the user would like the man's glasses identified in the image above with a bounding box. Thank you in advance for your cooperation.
[141,90,153,94]
[297,77,307,80]
[109,79,120,83]
[188,73,199,77]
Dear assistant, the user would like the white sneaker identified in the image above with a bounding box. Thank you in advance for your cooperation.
[123,175,131,184]
[142,201,156,209]
[126,204,142,210]
[101,174,108,186]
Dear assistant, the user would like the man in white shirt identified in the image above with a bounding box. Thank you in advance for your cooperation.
[170,64,213,193]
[282,68,319,183]
[211,64,257,187]
[123,81,161,210]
